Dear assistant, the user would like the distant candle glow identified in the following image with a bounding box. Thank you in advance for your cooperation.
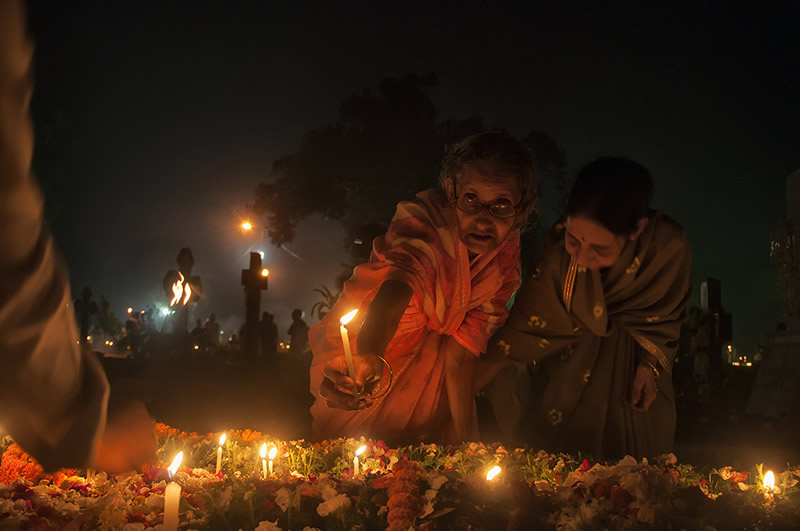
[241,221,252,230]
[486,465,501,481]
[170,272,185,306]
[261,268,269,277]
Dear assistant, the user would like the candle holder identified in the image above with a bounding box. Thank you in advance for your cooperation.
[325,354,393,406]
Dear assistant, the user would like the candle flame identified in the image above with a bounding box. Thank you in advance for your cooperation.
[340,309,358,326]
[241,221,252,230]
[764,470,775,491]
[168,451,183,478]
[261,268,269,277]
[219,433,226,446]
[486,465,501,481]
[260,443,267,459]
[268,446,277,460]
[183,281,192,305]
[170,272,185,306]
[355,445,367,457]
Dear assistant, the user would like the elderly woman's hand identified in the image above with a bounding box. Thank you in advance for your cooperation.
[320,353,384,410]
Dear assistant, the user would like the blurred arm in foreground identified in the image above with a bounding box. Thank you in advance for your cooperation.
[0,0,155,473]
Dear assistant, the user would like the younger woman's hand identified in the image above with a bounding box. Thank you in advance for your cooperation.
[629,364,657,413]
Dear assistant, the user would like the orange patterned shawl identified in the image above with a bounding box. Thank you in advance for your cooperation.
[309,189,520,442]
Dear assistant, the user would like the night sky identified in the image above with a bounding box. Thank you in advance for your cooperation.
[26,1,799,352]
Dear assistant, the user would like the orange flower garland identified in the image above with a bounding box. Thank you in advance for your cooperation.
[0,443,43,483]
[0,443,80,484]
[385,460,424,531]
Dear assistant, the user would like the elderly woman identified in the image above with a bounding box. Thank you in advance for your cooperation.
[309,132,537,443]
[482,157,691,459]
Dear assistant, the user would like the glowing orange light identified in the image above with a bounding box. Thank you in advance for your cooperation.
[170,272,185,306]
[169,272,192,306]
[486,465,501,481]
[268,447,277,460]
[355,445,367,457]
[241,221,252,231]
[261,268,269,277]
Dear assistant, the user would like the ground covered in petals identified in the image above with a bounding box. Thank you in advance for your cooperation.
[2,424,799,530]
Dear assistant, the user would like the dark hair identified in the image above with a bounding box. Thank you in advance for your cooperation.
[439,131,537,229]
[566,157,654,236]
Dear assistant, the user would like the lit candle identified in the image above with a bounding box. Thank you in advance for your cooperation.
[353,445,367,476]
[216,433,226,474]
[764,470,775,491]
[339,310,359,379]
[486,465,501,481]
[164,452,183,531]
[268,446,277,475]
[260,443,268,479]
[764,470,775,502]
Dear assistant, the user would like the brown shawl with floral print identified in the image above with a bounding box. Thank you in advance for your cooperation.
[487,213,691,459]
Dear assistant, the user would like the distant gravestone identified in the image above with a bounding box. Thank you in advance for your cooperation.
[241,252,269,357]
[699,277,732,385]
[748,168,800,421]
[746,330,800,422]
[74,287,97,345]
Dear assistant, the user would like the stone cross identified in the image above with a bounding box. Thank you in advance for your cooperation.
[241,252,269,357]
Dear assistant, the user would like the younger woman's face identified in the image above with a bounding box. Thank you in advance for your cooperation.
[564,216,628,270]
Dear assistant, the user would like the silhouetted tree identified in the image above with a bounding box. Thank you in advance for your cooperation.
[252,72,568,274]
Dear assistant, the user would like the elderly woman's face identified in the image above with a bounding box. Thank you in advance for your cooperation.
[447,166,521,256]
[564,216,628,270]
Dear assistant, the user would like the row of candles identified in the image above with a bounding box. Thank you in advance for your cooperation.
[159,435,373,530]
[153,309,368,531]
[119,438,782,531]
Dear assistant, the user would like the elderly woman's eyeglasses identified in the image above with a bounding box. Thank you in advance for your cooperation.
[455,193,518,219]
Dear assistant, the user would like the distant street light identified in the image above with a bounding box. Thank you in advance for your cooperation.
[239,218,267,258]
